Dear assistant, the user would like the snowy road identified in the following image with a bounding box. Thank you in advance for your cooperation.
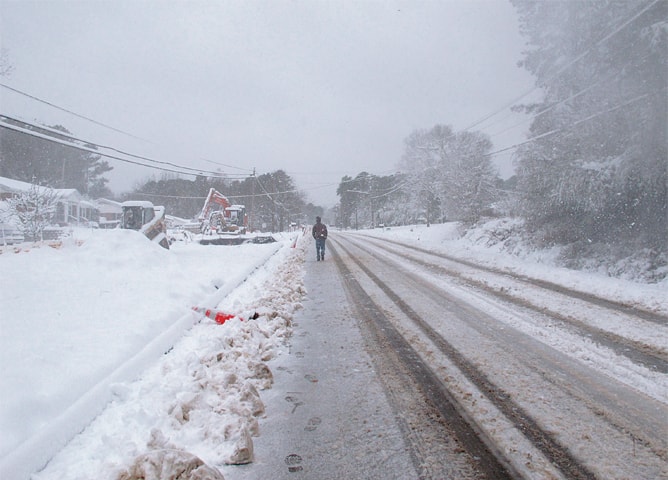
[322,232,667,479]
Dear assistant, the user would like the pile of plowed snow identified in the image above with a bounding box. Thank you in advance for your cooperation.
[1,228,304,479]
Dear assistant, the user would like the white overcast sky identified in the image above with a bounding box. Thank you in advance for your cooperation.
[0,0,538,206]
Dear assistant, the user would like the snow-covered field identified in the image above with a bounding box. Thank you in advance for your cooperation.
[0,221,665,479]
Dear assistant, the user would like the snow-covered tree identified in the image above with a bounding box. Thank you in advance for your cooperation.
[251,170,305,232]
[335,173,410,228]
[7,182,57,241]
[399,126,448,225]
[442,131,497,223]
[336,173,370,229]
[370,173,410,227]
[511,0,667,247]
[399,125,498,224]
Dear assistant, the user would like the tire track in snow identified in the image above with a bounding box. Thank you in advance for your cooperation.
[353,233,667,324]
[330,241,521,480]
[335,233,667,478]
[354,233,667,372]
[333,238,601,480]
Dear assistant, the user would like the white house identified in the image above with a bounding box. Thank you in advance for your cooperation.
[0,176,100,227]
[95,198,123,228]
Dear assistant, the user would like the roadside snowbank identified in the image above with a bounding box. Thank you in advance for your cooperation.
[0,228,301,479]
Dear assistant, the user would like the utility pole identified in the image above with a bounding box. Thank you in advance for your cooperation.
[249,168,255,232]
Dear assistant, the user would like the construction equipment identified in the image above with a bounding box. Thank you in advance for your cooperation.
[198,188,247,235]
[120,201,170,249]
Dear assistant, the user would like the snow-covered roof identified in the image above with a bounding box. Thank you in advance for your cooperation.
[0,176,83,201]
[0,176,33,194]
[96,199,123,214]
[121,200,155,208]
[54,189,83,202]
[95,198,122,207]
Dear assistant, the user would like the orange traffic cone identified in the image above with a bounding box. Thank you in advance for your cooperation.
[192,306,242,325]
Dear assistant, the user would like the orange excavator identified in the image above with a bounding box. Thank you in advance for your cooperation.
[198,188,247,235]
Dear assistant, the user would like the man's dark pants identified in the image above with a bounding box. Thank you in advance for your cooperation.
[316,238,326,260]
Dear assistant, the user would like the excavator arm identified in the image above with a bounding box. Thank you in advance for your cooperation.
[198,188,231,224]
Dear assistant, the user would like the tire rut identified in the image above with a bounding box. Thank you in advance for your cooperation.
[332,239,599,480]
[355,234,667,371]
[356,234,667,324]
[330,241,518,480]
[339,234,667,461]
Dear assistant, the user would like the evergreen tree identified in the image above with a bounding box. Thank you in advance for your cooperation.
[0,119,113,196]
[336,175,355,228]
[131,175,205,219]
[511,0,667,247]
[130,170,314,232]
[335,172,410,227]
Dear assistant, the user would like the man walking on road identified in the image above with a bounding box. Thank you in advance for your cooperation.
[312,216,328,261]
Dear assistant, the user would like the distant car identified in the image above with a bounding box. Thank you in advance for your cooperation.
[0,223,24,245]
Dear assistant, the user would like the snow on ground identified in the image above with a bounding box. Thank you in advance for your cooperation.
[0,220,665,479]
[0,228,303,479]
[360,220,667,315]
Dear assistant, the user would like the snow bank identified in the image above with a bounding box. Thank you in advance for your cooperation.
[0,228,296,479]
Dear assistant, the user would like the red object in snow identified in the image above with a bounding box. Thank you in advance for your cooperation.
[192,306,242,324]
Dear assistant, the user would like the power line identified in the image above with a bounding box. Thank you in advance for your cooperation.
[483,91,655,158]
[487,48,655,140]
[132,186,310,201]
[0,82,148,141]
[0,118,242,179]
[0,83,255,174]
[199,156,255,173]
[370,181,409,200]
[404,0,663,168]
[463,0,661,136]
[0,114,249,178]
